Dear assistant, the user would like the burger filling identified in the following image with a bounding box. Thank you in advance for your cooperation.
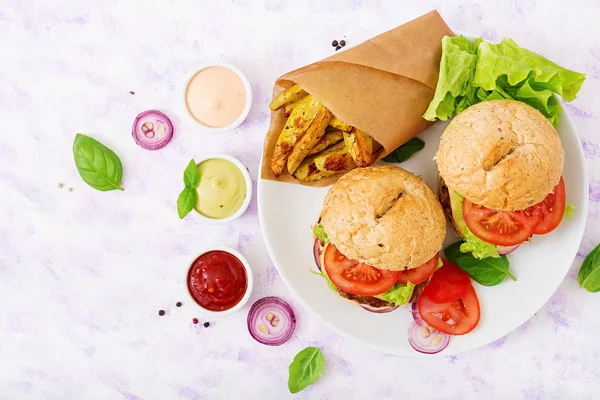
[313,224,440,308]
[439,177,573,260]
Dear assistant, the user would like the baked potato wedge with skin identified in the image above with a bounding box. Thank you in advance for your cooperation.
[269,84,307,111]
[308,130,344,156]
[314,142,356,173]
[343,127,373,167]
[328,116,352,132]
[287,107,333,174]
[270,95,323,177]
[293,160,336,182]
[284,97,306,117]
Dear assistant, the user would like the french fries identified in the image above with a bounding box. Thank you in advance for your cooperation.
[343,128,373,167]
[287,108,333,174]
[307,130,343,156]
[284,98,303,117]
[314,142,356,173]
[329,116,352,132]
[269,83,376,182]
[293,160,336,182]
[270,95,323,177]
[269,84,307,111]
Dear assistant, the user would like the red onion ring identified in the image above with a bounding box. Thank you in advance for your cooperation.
[497,244,520,255]
[408,319,450,354]
[360,304,399,313]
[411,301,424,323]
[313,239,323,271]
[247,297,296,346]
[132,110,174,150]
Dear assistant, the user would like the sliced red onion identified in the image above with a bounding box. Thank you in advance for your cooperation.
[247,297,296,346]
[313,239,322,271]
[497,244,520,255]
[411,301,424,323]
[132,110,174,150]
[360,304,399,313]
[408,319,450,354]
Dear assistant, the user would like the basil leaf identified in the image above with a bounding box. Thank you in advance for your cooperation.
[183,159,200,189]
[383,138,425,163]
[288,347,325,394]
[72,134,124,191]
[445,241,516,286]
[578,243,600,292]
[177,187,197,219]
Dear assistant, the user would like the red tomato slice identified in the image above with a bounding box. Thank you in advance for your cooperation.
[462,199,541,246]
[421,260,471,303]
[418,285,481,335]
[397,253,439,285]
[533,177,566,235]
[323,244,401,296]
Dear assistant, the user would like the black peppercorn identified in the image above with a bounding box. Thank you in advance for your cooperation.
[332,40,338,47]
[158,310,165,316]
[335,45,342,51]
[176,302,182,307]
[203,321,210,328]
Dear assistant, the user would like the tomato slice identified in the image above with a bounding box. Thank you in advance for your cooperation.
[421,260,471,303]
[323,244,401,296]
[462,199,541,246]
[418,285,480,335]
[397,253,439,285]
[533,177,566,235]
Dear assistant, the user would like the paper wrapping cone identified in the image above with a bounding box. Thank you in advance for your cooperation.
[261,10,453,186]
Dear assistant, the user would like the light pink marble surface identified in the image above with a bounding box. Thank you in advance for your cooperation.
[1,1,600,399]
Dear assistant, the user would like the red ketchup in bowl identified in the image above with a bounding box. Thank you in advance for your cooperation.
[187,251,248,312]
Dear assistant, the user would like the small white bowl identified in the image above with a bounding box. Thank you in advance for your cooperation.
[184,61,253,133]
[186,246,254,317]
[193,153,252,224]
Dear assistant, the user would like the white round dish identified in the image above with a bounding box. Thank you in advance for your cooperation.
[184,61,253,133]
[192,154,252,224]
[257,106,588,356]
[185,246,254,317]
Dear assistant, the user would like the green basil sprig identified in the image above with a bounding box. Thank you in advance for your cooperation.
[445,241,516,286]
[288,347,325,394]
[578,243,600,292]
[383,138,425,163]
[72,134,124,191]
[177,159,200,219]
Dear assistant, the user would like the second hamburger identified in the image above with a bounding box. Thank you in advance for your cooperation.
[313,165,447,312]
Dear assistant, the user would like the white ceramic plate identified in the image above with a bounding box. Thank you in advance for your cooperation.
[258,104,587,356]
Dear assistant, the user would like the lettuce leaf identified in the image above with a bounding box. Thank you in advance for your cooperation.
[564,204,575,219]
[423,36,481,121]
[375,282,415,306]
[474,38,586,102]
[313,224,329,244]
[424,36,586,127]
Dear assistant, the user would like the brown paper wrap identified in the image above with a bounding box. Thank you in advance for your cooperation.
[261,10,453,186]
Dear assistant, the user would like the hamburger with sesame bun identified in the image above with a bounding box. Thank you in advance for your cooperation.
[436,100,569,260]
[312,165,446,312]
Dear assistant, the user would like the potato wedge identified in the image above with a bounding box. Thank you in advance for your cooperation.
[328,116,352,132]
[293,160,336,182]
[269,84,307,111]
[287,107,332,174]
[308,130,343,156]
[284,98,304,117]
[314,142,356,173]
[343,128,373,167]
[270,95,322,177]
